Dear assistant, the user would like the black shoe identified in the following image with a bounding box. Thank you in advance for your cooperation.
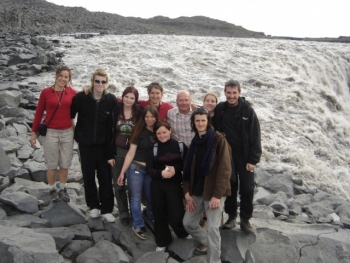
[58,188,70,202]
[121,217,130,226]
[222,216,236,230]
[240,218,254,234]
[193,245,207,256]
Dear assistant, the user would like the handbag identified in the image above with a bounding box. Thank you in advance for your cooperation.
[38,90,64,136]
[38,123,48,136]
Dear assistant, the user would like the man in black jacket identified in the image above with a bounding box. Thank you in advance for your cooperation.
[212,79,261,233]
[71,68,118,223]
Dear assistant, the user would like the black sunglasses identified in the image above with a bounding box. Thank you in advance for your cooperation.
[94,80,107,84]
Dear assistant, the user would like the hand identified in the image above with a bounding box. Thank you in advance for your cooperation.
[107,159,115,167]
[209,197,220,210]
[83,87,89,95]
[117,174,124,186]
[166,166,175,175]
[30,133,37,146]
[185,193,197,213]
[161,166,174,179]
[246,163,256,172]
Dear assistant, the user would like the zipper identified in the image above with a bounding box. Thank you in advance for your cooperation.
[94,100,99,143]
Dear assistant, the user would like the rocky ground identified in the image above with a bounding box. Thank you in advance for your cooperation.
[1,33,350,263]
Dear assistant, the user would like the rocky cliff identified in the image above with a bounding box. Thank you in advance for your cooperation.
[0,0,265,37]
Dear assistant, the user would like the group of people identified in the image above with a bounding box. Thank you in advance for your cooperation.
[30,65,262,263]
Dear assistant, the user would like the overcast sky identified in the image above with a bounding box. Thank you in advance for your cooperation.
[46,0,349,38]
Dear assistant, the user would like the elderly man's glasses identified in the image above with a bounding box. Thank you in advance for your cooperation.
[94,80,107,84]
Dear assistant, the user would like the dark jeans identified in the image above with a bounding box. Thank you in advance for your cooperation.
[224,157,255,219]
[151,179,188,247]
[111,148,130,219]
[79,144,114,214]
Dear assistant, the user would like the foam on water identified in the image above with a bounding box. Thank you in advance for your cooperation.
[26,35,350,199]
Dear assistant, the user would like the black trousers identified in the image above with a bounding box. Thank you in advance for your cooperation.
[150,179,188,247]
[224,157,255,219]
[79,144,114,214]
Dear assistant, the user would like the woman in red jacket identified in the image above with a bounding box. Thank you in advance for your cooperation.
[138,82,173,120]
[30,65,77,202]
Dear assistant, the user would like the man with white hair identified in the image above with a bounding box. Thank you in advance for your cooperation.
[167,90,195,147]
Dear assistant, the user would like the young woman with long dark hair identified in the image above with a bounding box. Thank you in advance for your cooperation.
[117,105,159,239]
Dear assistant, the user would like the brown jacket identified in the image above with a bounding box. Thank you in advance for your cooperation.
[183,131,232,201]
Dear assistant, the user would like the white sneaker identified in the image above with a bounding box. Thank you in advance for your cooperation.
[186,235,193,239]
[89,209,100,218]
[156,246,166,252]
[101,213,116,223]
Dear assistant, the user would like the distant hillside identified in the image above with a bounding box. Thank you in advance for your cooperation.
[0,0,265,37]
[0,0,349,43]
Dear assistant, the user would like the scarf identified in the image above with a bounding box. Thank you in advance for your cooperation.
[183,128,215,181]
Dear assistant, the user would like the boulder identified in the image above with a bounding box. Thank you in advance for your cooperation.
[5,213,50,228]
[0,225,61,263]
[76,240,129,263]
[0,192,38,213]
[33,227,75,250]
[41,200,87,227]
[60,240,94,260]
[0,145,12,177]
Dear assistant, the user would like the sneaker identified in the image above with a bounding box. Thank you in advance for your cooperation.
[193,245,207,256]
[185,235,193,239]
[57,188,70,202]
[121,217,130,226]
[101,213,116,223]
[222,216,236,230]
[89,209,100,218]
[240,218,254,234]
[155,246,166,252]
[132,227,147,240]
[49,188,58,200]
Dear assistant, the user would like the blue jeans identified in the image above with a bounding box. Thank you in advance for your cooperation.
[126,163,154,228]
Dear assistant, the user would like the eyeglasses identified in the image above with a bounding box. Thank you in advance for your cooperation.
[94,80,107,84]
